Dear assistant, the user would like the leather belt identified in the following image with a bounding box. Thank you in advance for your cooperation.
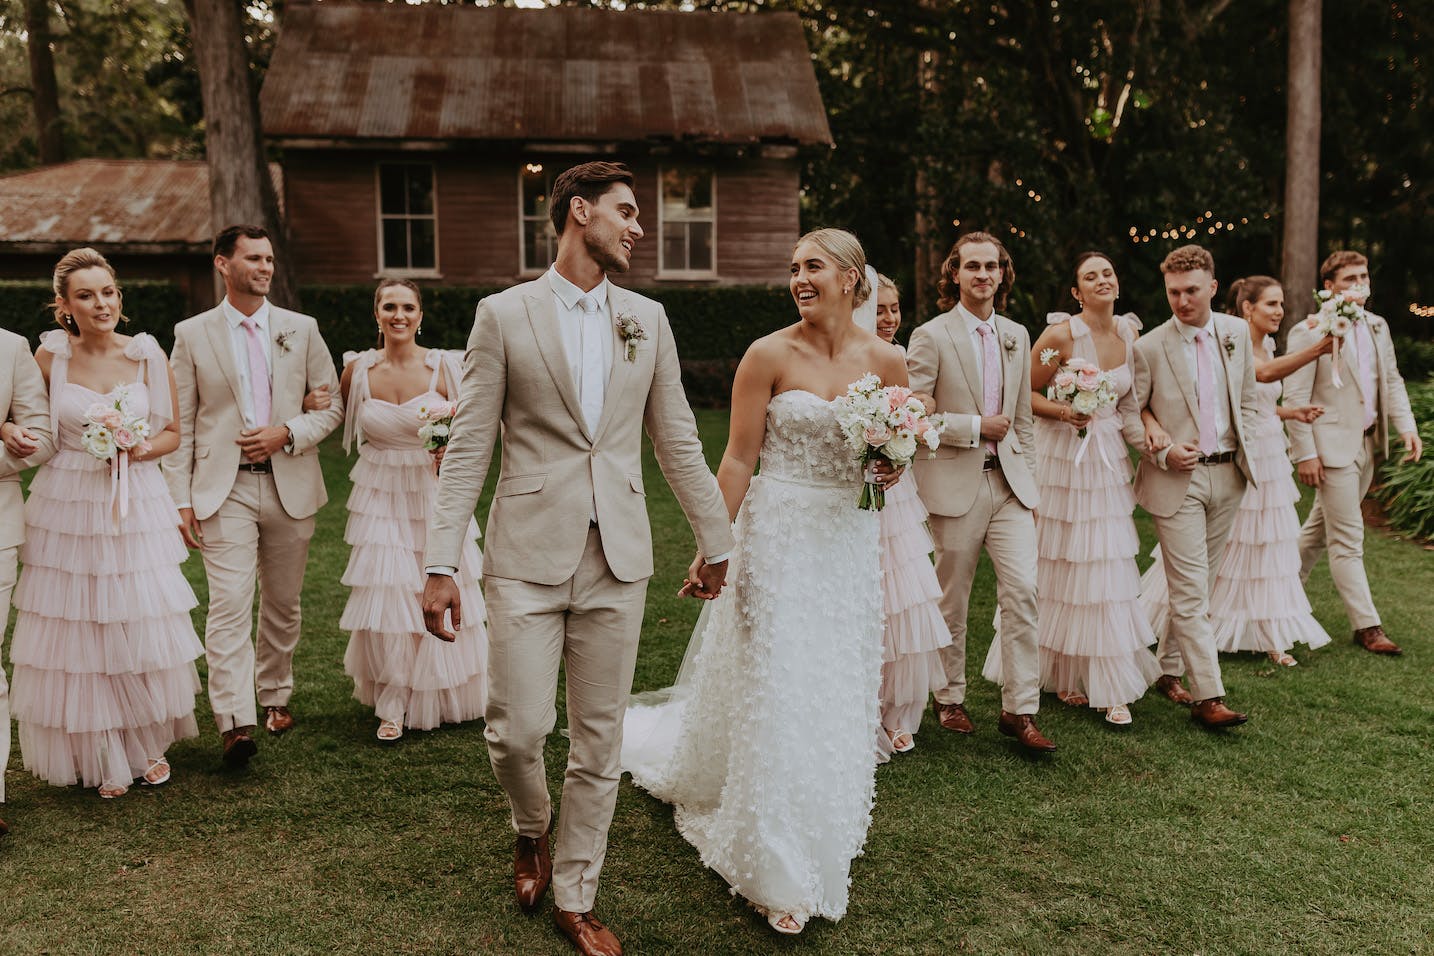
[238,461,273,474]
[1195,451,1236,465]
[982,456,1002,471]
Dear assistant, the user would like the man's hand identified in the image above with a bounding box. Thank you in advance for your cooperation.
[1165,442,1201,472]
[871,458,905,490]
[0,422,40,458]
[679,553,727,600]
[431,444,447,475]
[1287,404,1325,424]
[177,507,203,549]
[979,415,1010,443]
[912,391,937,414]
[422,574,463,641]
[237,425,291,462]
[1399,431,1424,463]
[302,385,331,411]
[1297,458,1325,487]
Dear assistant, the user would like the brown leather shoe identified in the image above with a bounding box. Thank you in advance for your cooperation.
[1154,674,1195,706]
[1191,698,1248,728]
[1353,625,1401,656]
[0,816,8,837]
[554,908,623,956]
[515,817,554,914]
[932,699,975,735]
[221,728,258,767]
[264,706,295,735]
[997,711,1056,752]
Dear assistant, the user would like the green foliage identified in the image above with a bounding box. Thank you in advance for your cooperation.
[0,278,186,352]
[1393,336,1434,382]
[1374,377,1434,542]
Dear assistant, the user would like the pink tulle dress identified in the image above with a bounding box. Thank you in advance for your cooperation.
[985,314,1159,710]
[1139,340,1330,656]
[339,349,487,731]
[877,469,951,756]
[10,331,202,791]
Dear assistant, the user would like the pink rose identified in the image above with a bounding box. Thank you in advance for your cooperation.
[863,424,892,446]
[886,386,912,410]
[1076,369,1100,391]
[85,402,110,423]
[913,419,931,436]
[1054,371,1076,390]
[100,409,124,429]
[112,427,137,449]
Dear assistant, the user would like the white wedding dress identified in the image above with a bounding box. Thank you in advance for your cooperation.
[622,389,884,925]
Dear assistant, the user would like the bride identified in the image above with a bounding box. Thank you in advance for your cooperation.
[622,229,908,935]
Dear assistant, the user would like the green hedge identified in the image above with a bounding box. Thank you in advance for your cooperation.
[1393,336,1434,382]
[0,279,187,353]
[1373,376,1434,542]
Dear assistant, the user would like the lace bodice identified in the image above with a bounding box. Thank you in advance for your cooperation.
[758,390,863,487]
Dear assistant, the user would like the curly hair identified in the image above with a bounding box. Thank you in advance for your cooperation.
[1159,244,1215,276]
[936,232,1014,313]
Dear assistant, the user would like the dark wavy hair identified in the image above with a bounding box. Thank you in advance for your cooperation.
[936,232,1015,312]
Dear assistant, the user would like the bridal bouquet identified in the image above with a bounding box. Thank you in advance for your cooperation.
[1305,287,1368,388]
[1040,354,1118,439]
[81,386,151,461]
[416,400,457,452]
[835,373,949,511]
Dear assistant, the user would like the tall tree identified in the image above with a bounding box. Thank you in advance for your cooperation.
[23,0,62,163]
[183,0,295,307]
[1281,0,1321,331]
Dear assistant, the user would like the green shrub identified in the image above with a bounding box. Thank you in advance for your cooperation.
[1393,336,1434,382]
[1374,376,1434,542]
[0,279,187,353]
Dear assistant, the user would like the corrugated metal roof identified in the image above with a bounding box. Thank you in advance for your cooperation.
[260,4,833,147]
[0,159,282,251]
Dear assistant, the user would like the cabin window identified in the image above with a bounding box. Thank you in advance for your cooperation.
[659,166,716,277]
[520,163,558,274]
[377,163,438,274]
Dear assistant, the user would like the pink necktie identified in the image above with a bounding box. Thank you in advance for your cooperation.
[1353,321,1377,431]
[241,317,272,427]
[976,323,1000,455]
[1194,329,1217,455]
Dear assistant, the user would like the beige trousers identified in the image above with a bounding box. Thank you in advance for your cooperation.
[1298,435,1380,630]
[199,471,315,732]
[1151,462,1245,701]
[929,469,1041,715]
[0,544,17,803]
[482,527,648,914]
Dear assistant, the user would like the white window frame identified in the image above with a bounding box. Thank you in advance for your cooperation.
[657,165,717,279]
[375,162,441,278]
[519,163,558,276]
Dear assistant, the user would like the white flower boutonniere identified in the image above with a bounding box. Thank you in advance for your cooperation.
[1002,333,1018,353]
[1221,332,1237,356]
[275,330,295,355]
[616,312,648,362]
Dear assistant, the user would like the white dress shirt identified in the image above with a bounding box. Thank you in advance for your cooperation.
[959,302,1003,450]
[548,266,614,433]
[1171,315,1236,455]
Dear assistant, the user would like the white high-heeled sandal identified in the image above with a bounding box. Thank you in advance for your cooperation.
[140,757,171,786]
[1268,651,1298,667]
[767,911,807,935]
[377,719,404,742]
[886,727,915,753]
[1104,704,1133,726]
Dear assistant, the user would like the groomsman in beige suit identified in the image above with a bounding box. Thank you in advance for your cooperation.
[422,162,732,956]
[1126,245,1259,728]
[0,330,56,835]
[1285,250,1421,655]
[166,225,343,766]
[907,232,1054,753]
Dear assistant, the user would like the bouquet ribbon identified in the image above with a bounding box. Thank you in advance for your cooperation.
[108,452,130,527]
[1073,415,1121,472]
[1330,336,1343,388]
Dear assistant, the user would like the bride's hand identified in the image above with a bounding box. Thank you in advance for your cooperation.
[871,458,904,490]
[677,552,704,598]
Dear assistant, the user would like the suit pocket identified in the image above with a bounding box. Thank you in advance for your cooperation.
[1318,413,1341,425]
[195,445,211,460]
[494,474,546,497]
[629,474,645,496]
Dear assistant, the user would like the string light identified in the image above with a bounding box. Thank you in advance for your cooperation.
[1410,303,1434,318]
[1127,210,1271,243]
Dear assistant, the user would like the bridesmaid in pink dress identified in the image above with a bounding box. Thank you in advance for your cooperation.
[1139,277,1333,666]
[338,279,487,742]
[871,275,951,756]
[986,252,1159,725]
[10,248,202,798]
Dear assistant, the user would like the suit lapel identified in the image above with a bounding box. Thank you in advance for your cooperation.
[202,309,246,410]
[997,316,1021,416]
[1212,315,1241,436]
[523,278,591,442]
[944,314,984,409]
[593,285,640,445]
[1161,321,1202,426]
[268,309,299,411]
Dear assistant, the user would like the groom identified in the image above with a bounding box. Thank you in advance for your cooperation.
[422,161,733,956]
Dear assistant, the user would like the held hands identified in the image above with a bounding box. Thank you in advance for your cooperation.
[302,385,332,411]
[1297,458,1325,487]
[422,574,463,641]
[431,445,447,475]
[1287,404,1325,424]
[237,425,291,462]
[679,553,728,600]
[1058,404,1092,432]
[979,415,1011,443]
[1164,442,1202,472]
[870,458,905,490]
[0,421,40,458]
[177,507,203,549]
[1143,421,1173,453]
[1399,431,1424,463]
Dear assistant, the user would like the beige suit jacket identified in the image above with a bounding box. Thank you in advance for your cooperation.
[906,308,1039,517]
[425,273,734,585]
[165,305,343,520]
[1283,312,1416,468]
[1130,313,1260,518]
[0,329,56,549]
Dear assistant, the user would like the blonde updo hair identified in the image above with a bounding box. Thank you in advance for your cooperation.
[795,228,871,307]
[876,273,900,300]
[52,247,122,336]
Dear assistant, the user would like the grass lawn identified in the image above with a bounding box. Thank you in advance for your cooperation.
[3,409,1432,955]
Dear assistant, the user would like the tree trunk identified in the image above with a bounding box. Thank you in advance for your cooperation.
[184,0,296,308]
[914,46,943,323]
[24,0,64,164]
[1280,0,1321,337]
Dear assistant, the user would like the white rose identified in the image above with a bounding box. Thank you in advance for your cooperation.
[1071,391,1099,415]
[432,422,450,438]
[884,433,918,464]
[923,428,941,451]
[82,427,116,460]
[1329,315,1353,337]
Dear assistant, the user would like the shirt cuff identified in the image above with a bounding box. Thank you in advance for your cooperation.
[282,419,299,454]
[176,502,191,511]
[425,566,458,577]
[1296,454,1319,463]
[704,552,731,565]
[1155,446,1171,470]
[967,414,983,448]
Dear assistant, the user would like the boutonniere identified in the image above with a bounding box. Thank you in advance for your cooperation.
[615,312,648,362]
[1221,332,1237,356]
[274,330,295,355]
[1002,333,1018,354]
